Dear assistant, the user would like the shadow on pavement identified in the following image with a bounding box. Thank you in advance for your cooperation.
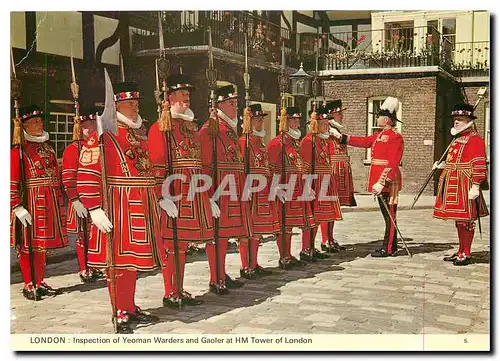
[10,237,463,334]
[132,239,457,333]
[470,250,490,264]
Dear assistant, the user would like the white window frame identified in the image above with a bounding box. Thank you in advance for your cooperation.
[47,100,75,160]
[365,96,403,164]
[284,93,294,107]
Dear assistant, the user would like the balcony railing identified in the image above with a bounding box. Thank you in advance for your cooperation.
[130,13,489,78]
[130,11,317,70]
[321,26,456,71]
[450,41,489,77]
[320,26,488,77]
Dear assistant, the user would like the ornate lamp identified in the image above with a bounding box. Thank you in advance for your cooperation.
[290,62,312,97]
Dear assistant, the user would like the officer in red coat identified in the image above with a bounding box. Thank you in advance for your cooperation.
[331,97,404,257]
[198,84,248,294]
[238,104,279,279]
[148,74,211,307]
[320,100,354,253]
[433,103,489,266]
[267,107,315,269]
[77,82,163,333]
[62,106,105,283]
[11,105,69,300]
[299,106,341,261]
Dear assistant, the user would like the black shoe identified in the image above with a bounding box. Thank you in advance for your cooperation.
[443,253,458,262]
[299,251,315,263]
[240,268,257,280]
[37,282,60,296]
[254,265,272,276]
[91,269,106,280]
[312,248,329,259]
[209,283,229,295]
[370,248,397,258]
[321,244,338,253]
[22,286,41,301]
[80,272,96,284]
[128,306,159,323]
[332,240,346,251]
[180,291,204,306]
[278,258,293,270]
[113,316,133,334]
[453,256,472,266]
[290,256,307,267]
[225,274,244,289]
[163,294,182,309]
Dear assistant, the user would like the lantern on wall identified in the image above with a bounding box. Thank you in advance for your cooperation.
[290,62,312,97]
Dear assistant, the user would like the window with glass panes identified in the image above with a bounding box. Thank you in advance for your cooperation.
[442,18,456,50]
[366,97,402,162]
[46,100,75,160]
[384,21,414,52]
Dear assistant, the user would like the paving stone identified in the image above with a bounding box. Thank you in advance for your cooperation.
[391,314,414,323]
[437,315,472,327]
[9,209,490,336]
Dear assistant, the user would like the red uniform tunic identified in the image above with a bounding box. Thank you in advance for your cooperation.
[62,141,85,233]
[10,142,68,251]
[331,135,356,206]
[300,133,342,222]
[434,130,489,221]
[267,133,315,230]
[239,134,280,237]
[346,128,404,204]
[76,123,165,271]
[198,117,252,239]
[148,118,214,242]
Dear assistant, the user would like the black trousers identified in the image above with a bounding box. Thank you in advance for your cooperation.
[377,193,398,253]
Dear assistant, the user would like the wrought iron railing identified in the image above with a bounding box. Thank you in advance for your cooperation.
[450,41,489,77]
[321,26,456,71]
[130,11,317,70]
[130,13,489,77]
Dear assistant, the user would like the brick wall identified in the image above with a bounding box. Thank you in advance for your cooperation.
[323,74,440,195]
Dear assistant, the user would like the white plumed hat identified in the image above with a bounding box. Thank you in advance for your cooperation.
[377,96,402,123]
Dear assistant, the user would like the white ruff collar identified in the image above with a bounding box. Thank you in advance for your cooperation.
[217,109,238,131]
[317,132,330,140]
[117,111,143,129]
[451,121,474,136]
[287,128,301,140]
[23,131,49,143]
[171,108,195,122]
[329,119,344,129]
[253,129,266,138]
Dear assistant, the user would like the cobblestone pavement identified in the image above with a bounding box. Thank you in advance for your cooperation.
[10,209,490,335]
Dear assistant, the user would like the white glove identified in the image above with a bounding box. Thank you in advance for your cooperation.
[72,200,88,218]
[89,208,113,233]
[432,161,446,170]
[468,184,480,200]
[159,198,179,218]
[372,182,385,195]
[276,188,287,203]
[210,199,221,218]
[14,206,32,227]
[329,128,342,139]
